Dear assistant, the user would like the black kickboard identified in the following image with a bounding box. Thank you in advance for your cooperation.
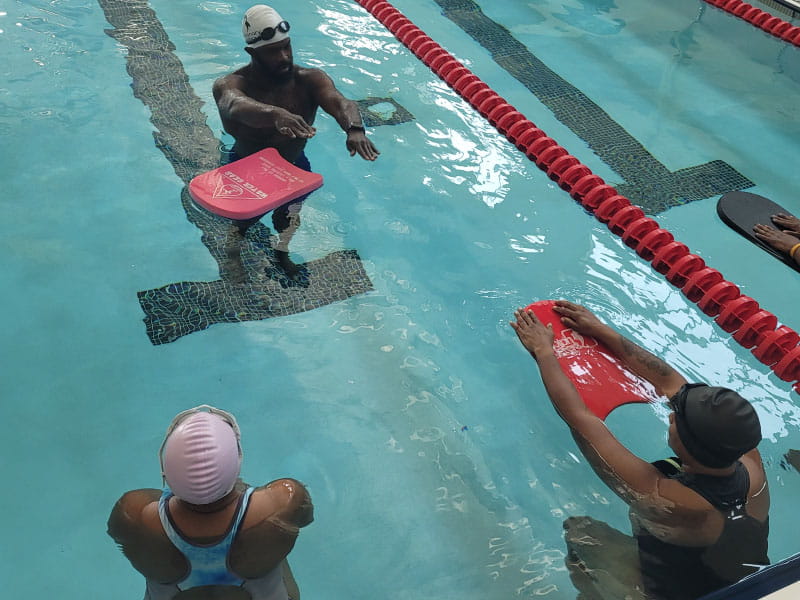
[717,191,800,272]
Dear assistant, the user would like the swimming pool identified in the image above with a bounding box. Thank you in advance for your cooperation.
[2,0,800,597]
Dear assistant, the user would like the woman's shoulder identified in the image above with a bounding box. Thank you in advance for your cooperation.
[108,488,163,537]
[244,479,313,532]
[251,479,311,509]
[107,488,187,581]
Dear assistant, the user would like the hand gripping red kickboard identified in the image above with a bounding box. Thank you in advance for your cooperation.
[189,147,323,220]
[526,301,659,420]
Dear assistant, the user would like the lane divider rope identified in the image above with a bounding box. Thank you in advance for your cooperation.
[702,0,800,46]
[354,0,800,392]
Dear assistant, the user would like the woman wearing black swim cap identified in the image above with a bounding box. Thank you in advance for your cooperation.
[511,301,770,600]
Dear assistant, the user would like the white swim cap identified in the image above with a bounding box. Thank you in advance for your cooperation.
[243,5,291,49]
[160,406,242,505]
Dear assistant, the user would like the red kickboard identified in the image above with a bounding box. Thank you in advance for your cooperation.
[526,301,658,420]
[188,148,323,220]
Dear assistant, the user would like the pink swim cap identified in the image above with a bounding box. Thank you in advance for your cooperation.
[160,408,242,505]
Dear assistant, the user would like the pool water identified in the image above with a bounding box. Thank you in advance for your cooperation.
[2,0,800,598]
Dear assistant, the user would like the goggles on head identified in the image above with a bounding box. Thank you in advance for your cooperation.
[667,382,707,414]
[246,20,290,45]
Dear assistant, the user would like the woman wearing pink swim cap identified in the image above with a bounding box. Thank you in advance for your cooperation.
[108,405,313,599]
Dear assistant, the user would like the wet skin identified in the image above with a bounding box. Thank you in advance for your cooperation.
[212,38,379,281]
[753,212,800,262]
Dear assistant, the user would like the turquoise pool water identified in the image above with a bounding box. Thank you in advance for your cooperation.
[2,0,800,598]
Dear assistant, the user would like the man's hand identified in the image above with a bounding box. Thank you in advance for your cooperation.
[753,223,800,255]
[552,300,607,338]
[346,130,380,161]
[510,308,554,359]
[274,109,316,139]
[771,213,800,234]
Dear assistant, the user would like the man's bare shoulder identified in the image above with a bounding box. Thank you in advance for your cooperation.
[294,66,334,87]
[213,66,255,95]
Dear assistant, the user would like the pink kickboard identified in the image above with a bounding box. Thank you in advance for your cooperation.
[526,301,659,420]
[188,147,323,220]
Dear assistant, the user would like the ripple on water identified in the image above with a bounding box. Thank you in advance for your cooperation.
[199,2,234,15]
[410,426,444,443]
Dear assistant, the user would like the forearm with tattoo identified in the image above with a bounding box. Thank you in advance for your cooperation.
[619,336,675,377]
[607,333,686,397]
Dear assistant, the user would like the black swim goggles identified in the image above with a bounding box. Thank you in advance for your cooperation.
[245,20,290,45]
[667,382,707,414]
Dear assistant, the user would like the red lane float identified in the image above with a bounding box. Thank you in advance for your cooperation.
[683,267,724,303]
[581,185,616,210]
[607,205,644,236]
[595,196,631,223]
[666,254,706,288]
[620,217,658,249]
[697,281,740,317]
[355,0,800,390]
[702,0,800,47]
[635,228,674,261]
[716,296,759,332]
[752,326,800,366]
[733,310,778,348]
[774,346,800,382]
[570,174,605,202]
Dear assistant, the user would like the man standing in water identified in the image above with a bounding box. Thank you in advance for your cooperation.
[108,405,313,599]
[213,4,380,279]
[510,301,769,599]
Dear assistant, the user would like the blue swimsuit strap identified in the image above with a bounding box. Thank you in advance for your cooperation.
[158,487,255,585]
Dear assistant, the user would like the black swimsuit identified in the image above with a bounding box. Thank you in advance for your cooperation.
[636,459,769,599]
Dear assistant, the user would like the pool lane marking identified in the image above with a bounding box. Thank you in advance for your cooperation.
[98,0,373,345]
[355,0,800,392]
[703,0,800,46]
[430,0,754,215]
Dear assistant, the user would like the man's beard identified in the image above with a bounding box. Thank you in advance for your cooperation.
[254,55,293,82]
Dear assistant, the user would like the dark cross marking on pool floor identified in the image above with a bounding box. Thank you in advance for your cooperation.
[98,0,374,345]
[357,97,416,127]
[433,0,754,214]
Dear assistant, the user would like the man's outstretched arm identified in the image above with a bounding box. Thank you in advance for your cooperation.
[307,70,380,161]
[552,300,687,399]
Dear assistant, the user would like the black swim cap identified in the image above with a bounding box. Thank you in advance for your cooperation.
[671,384,762,468]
